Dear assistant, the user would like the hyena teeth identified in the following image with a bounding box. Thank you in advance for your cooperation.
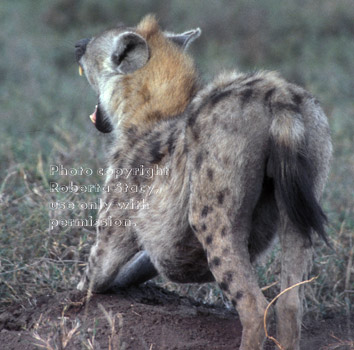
[79,65,83,76]
[89,105,97,124]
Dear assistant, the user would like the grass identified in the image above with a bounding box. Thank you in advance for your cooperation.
[0,0,353,326]
[32,306,127,350]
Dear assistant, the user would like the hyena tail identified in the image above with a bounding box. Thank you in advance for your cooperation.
[268,103,328,245]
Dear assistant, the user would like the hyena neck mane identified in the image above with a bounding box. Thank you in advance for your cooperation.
[116,16,199,130]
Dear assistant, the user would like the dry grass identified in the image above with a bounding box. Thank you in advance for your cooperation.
[32,314,80,350]
[98,304,126,350]
[30,303,127,350]
[322,334,354,350]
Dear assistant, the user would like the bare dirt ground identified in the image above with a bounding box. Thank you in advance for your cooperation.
[0,283,352,350]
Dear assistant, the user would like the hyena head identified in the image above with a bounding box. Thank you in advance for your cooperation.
[75,15,201,132]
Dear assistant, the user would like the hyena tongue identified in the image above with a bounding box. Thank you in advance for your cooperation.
[90,105,98,124]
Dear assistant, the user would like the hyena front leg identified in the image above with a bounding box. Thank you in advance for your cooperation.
[76,185,158,293]
[77,217,140,292]
[78,173,158,292]
[275,214,312,350]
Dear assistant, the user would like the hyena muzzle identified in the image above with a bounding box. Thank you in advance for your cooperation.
[75,15,332,350]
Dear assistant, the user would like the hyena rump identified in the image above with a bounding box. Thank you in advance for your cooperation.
[75,15,332,350]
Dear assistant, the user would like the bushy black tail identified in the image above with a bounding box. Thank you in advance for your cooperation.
[268,109,328,245]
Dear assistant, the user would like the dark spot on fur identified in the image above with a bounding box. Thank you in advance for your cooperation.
[221,226,227,237]
[292,93,303,106]
[106,227,114,237]
[192,127,200,141]
[188,110,198,128]
[236,73,255,84]
[201,206,209,217]
[97,249,104,257]
[211,257,221,267]
[220,282,229,292]
[195,152,203,171]
[222,248,230,255]
[236,291,244,299]
[193,88,234,117]
[210,89,233,106]
[201,224,207,232]
[264,88,276,113]
[191,224,197,232]
[231,299,237,307]
[90,255,96,266]
[113,150,121,160]
[206,235,213,245]
[224,271,234,283]
[244,78,262,86]
[167,130,177,155]
[207,168,214,181]
[264,88,275,103]
[126,126,138,136]
[273,102,301,114]
[183,139,189,154]
[150,140,164,163]
[150,131,162,141]
[217,191,225,204]
[240,88,253,107]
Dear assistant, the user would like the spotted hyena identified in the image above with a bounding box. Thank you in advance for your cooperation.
[75,15,332,350]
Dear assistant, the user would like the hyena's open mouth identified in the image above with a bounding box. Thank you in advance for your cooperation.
[88,102,113,133]
[76,51,113,134]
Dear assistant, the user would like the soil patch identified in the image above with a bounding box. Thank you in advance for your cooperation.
[0,283,352,350]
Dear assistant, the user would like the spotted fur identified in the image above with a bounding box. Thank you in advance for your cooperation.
[75,15,332,350]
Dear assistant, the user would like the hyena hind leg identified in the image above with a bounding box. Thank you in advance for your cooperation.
[189,169,271,349]
[190,206,270,350]
[275,214,313,350]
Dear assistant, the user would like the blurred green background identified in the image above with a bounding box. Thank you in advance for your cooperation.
[0,0,353,317]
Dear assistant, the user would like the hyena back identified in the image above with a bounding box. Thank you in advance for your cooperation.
[75,15,332,350]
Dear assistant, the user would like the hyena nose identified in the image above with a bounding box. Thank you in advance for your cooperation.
[75,38,90,62]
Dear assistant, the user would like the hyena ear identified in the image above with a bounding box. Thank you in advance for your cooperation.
[112,32,149,74]
[166,28,201,50]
